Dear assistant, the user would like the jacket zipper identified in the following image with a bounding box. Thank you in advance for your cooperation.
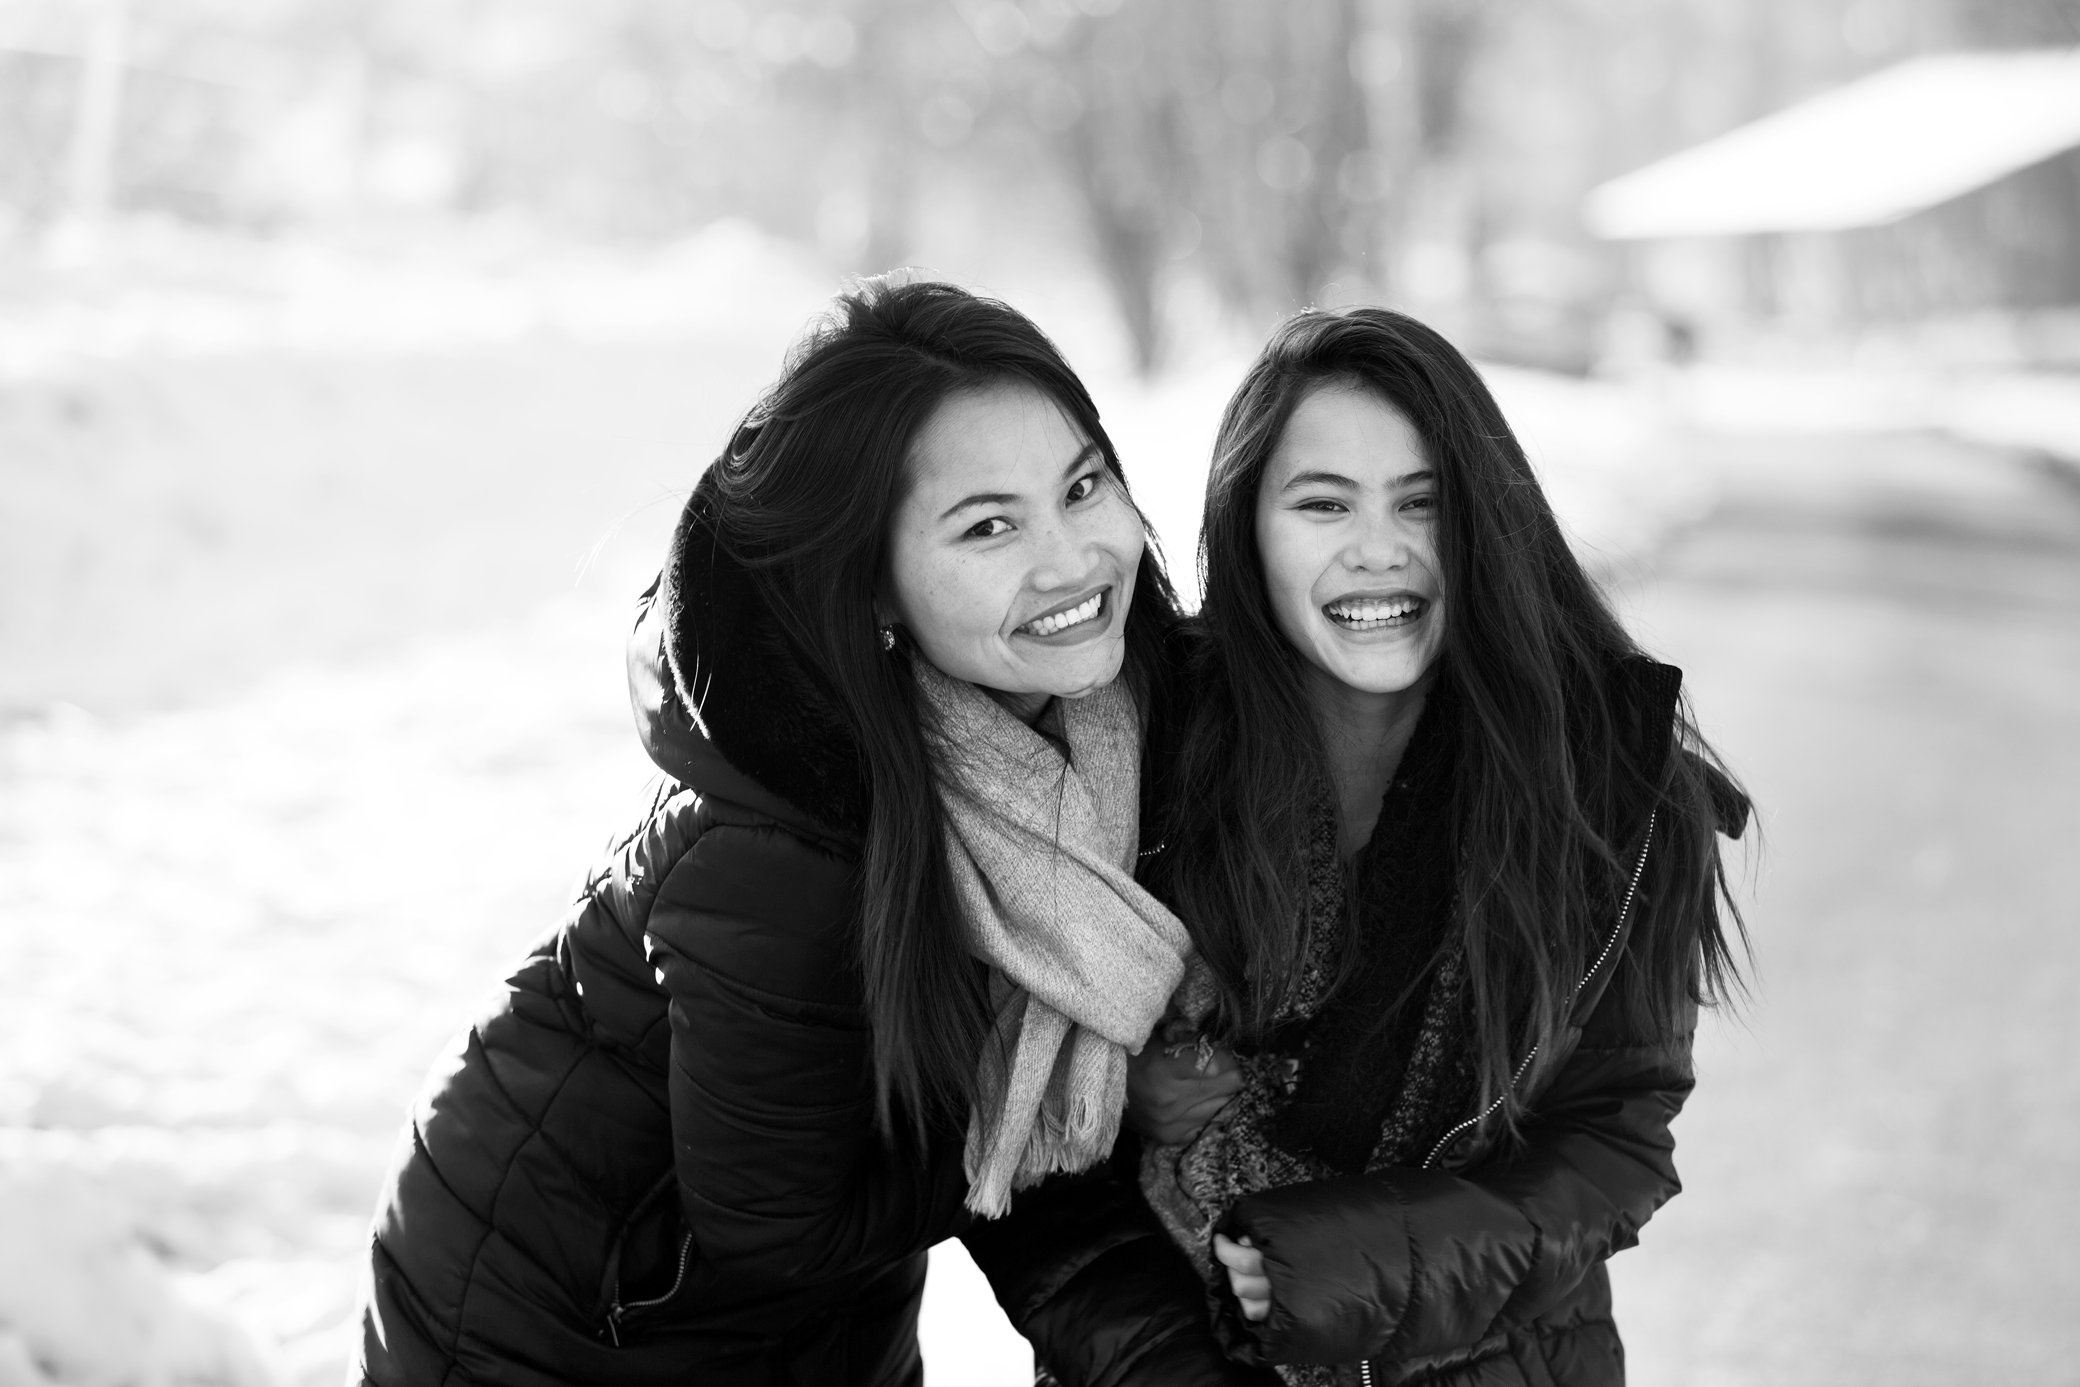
[604,1230,694,1347]
[1420,809,1657,1173]
[1351,814,1659,1387]
[1359,819,1654,1383]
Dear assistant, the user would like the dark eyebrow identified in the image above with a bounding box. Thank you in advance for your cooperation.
[1279,469,1359,493]
[1280,467,1434,494]
[1061,442,1102,480]
[937,443,1103,521]
[939,490,1017,521]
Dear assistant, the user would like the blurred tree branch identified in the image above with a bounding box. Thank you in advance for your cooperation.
[1037,0,1378,371]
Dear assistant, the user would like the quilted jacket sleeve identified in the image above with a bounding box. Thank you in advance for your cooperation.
[1218,1015,1696,1365]
[642,812,972,1288]
[963,1152,1281,1387]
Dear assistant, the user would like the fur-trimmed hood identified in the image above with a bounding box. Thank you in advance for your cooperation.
[626,475,869,842]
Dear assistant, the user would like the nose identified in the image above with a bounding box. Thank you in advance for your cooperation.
[1025,508,1106,592]
[1342,505,1411,573]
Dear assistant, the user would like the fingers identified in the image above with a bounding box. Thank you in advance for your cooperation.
[1125,1032,1249,1143]
[1211,1233,1263,1275]
[1179,1074,1244,1111]
[1130,1046,1243,1105]
[1155,1048,1241,1084]
[1142,1109,1228,1147]
[1151,1036,1242,1075]
[1173,1035,1231,1081]
[1212,1233,1272,1322]
[1163,1051,1244,1100]
[1143,1085,1243,1145]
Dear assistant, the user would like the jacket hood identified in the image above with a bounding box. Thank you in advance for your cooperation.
[626,475,869,843]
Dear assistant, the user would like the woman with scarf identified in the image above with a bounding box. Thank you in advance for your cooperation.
[967,307,1749,1387]
[354,278,1231,1384]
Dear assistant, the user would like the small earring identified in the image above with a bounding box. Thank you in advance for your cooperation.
[878,624,897,652]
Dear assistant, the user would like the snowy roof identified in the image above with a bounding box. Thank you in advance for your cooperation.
[1584,48,2080,239]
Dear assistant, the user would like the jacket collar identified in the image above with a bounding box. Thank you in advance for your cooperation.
[625,477,869,843]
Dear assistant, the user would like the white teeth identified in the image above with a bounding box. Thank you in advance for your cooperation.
[1021,592,1104,636]
[1326,597,1423,627]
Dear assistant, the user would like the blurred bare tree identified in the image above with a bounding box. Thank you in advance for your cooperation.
[4,0,2077,368]
[1031,0,1374,369]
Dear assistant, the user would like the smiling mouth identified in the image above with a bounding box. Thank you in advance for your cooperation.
[1324,594,1429,630]
[1019,588,1108,637]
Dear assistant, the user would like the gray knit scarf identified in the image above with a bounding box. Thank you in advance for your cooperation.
[915,661,1194,1218]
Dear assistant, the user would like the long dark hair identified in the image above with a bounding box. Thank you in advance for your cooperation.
[1154,306,1744,1129]
[703,277,1179,1143]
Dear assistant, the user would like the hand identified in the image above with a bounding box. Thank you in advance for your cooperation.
[1125,1029,1243,1146]
[1213,1233,1271,1322]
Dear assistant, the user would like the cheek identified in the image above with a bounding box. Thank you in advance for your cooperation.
[1254,516,1320,626]
[1101,496,1148,568]
[889,537,959,637]
[1414,528,1443,578]
[882,528,929,625]
[895,547,1018,654]
[1415,534,1447,625]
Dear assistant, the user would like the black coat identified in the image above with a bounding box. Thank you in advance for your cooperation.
[965,660,1735,1387]
[355,495,971,1385]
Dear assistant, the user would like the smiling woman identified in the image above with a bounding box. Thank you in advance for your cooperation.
[967,307,1752,1387]
[351,279,1241,1385]
[1253,384,1447,853]
[882,382,1146,719]
[1123,310,1749,1385]
[1257,386,1443,676]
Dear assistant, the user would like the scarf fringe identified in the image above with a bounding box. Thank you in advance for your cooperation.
[915,664,1191,1220]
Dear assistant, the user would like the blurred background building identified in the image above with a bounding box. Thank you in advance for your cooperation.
[3,1,2078,1384]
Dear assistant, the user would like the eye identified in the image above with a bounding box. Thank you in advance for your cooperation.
[1066,470,1106,505]
[1295,497,1348,514]
[1401,492,1437,515]
[963,516,1014,540]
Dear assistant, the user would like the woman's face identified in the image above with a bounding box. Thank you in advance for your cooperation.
[1254,383,1446,699]
[884,381,1144,715]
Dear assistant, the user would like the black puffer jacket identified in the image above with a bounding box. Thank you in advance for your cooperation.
[968,1003,1692,1387]
[355,495,971,1385]
[967,661,1740,1387]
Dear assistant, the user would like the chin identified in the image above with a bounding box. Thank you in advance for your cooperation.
[1329,657,1431,696]
[1053,651,1128,699]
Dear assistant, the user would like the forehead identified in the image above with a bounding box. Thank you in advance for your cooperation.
[1266,383,1426,483]
[906,381,1088,496]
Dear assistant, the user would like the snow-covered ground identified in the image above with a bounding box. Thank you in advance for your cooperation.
[0,225,1787,1386]
[0,599,646,1384]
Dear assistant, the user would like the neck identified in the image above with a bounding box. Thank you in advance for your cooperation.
[1303,665,1433,858]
